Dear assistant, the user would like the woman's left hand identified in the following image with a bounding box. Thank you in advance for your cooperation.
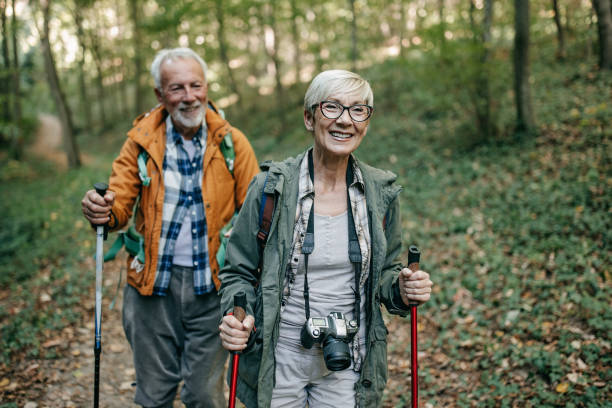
[398,268,433,306]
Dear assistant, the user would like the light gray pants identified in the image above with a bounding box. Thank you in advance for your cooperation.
[123,265,227,408]
[271,341,360,407]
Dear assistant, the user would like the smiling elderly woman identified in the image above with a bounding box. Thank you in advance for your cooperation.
[218,70,433,408]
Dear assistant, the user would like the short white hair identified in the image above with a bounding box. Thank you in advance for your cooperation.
[150,48,208,90]
[304,70,373,114]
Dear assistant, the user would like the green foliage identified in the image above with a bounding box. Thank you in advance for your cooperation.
[0,159,108,363]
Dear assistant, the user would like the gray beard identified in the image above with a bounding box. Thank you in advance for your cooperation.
[171,105,206,130]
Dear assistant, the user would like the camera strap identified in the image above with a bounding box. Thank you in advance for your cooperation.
[302,150,362,324]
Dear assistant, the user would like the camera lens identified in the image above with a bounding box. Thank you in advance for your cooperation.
[322,336,351,371]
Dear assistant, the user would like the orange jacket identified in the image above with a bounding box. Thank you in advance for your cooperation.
[107,103,259,295]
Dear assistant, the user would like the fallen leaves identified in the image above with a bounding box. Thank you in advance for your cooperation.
[42,338,62,348]
[555,382,569,393]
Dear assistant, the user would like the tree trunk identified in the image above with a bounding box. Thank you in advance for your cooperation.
[592,0,612,69]
[290,0,301,83]
[0,0,10,123]
[552,0,566,59]
[88,30,107,125]
[214,0,242,105]
[471,0,494,139]
[40,0,81,167]
[399,1,406,58]
[10,0,22,157]
[128,0,143,115]
[72,6,92,130]
[439,0,446,52]
[348,0,358,71]
[264,0,287,135]
[513,0,536,134]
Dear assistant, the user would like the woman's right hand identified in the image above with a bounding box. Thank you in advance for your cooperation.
[219,314,255,352]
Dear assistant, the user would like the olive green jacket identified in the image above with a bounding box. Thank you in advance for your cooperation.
[219,150,410,407]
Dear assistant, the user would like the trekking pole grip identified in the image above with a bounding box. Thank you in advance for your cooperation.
[93,182,109,240]
[94,182,108,198]
[407,245,421,305]
[407,245,420,271]
[233,292,247,323]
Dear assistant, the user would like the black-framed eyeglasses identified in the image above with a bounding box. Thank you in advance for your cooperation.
[311,100,374,122]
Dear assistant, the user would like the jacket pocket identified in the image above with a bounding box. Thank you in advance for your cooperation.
[366,323,389,405]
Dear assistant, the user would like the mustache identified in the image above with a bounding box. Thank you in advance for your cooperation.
[178,102,203,110]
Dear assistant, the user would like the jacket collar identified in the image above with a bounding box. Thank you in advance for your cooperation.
[127,100,230,165]
[261,149,399,204]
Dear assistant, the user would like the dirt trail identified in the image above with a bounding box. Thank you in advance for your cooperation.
[41,258,142,407]
[28,114,68,170]
[27,114,92,169]
[37,256,237,408]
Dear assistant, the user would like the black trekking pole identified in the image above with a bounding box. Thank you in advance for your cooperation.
[407,245,421,408]
[228,291,247,408]
[93,182,108,408]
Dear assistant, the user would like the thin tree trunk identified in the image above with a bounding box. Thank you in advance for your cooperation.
[592,0,612,69]
[265,0,287,134]
[513,0,536,134]
[552,0,567,59]
[290,0,301,83]
[113,61,124,120]
[313,8,324,73]
[0,0,10,123]
[88,30,107,125]
[348,0,358,71]
[399,1,406,58]
[40,0,81,167]
[471,0,494,139]
[128,0,143,115]
[214,0,241,105]
[73,6,92,130]
[439,0,446,52]
[246,9,263,83]
[10,0,21,157]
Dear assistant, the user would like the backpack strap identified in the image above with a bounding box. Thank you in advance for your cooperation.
[219,132,235,175]
[256,173,275,250]
[137,149,151,186]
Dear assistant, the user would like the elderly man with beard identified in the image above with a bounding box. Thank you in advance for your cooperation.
[81,48,259,407]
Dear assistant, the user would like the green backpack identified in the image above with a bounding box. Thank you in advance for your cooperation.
[103,105,237,269]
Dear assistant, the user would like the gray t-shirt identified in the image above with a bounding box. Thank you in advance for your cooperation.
[277,211,366,360]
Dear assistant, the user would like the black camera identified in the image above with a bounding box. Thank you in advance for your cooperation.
[300,311,359,371]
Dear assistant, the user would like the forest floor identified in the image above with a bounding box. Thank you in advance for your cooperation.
[2,253,429,407]
[3,257,247,407]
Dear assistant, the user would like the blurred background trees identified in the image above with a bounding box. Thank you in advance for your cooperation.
[0,0,607,165]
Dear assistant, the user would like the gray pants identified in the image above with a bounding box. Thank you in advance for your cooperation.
[123,265,227,408]
[271,341,360,407]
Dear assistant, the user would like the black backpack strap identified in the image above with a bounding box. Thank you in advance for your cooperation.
[257,173,276,251]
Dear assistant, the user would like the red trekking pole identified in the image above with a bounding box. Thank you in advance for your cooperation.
[408,245,421,408]
[228,292,246,408]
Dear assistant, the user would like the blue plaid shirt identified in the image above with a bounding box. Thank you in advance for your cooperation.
[153,116,213,295]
